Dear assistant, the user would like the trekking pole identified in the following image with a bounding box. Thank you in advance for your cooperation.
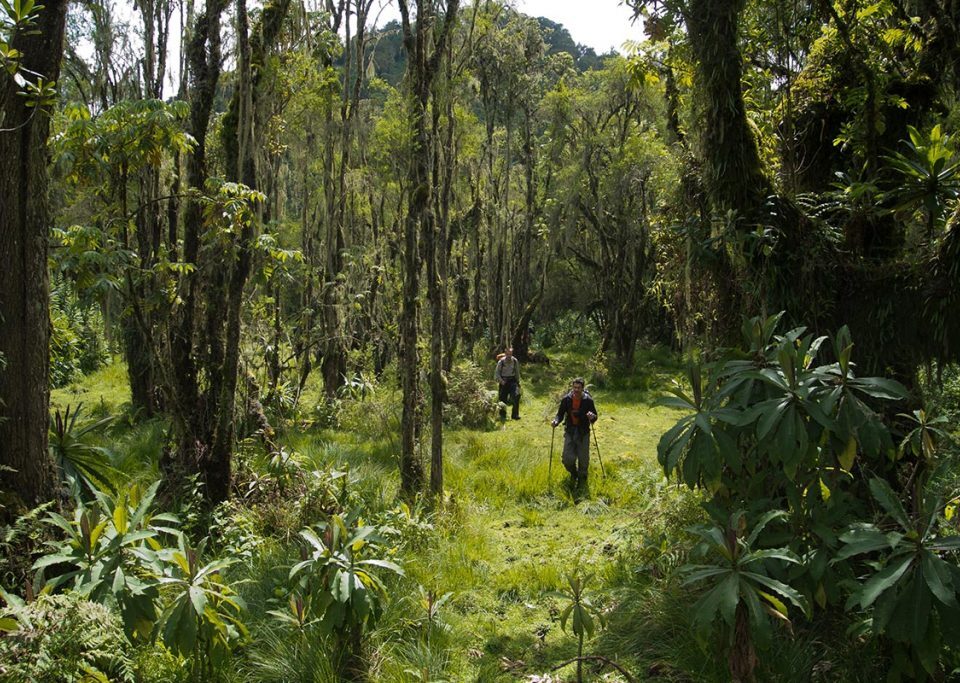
[548,424,556,488]
[592,422,606,479]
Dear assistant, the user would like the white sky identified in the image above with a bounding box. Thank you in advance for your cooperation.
[372,0,643,54]
[514,0,642,53]
[79,0,643,98]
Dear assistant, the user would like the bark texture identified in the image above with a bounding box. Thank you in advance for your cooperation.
[397,0,460,497]
[0,0,69,511]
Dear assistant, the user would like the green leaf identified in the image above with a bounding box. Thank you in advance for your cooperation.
[907,572,932,646]
[838,436,857,471]
[757,399,790,440]
[921,553,956,607]
[859,555,913,608]
[559,603,573,632]
[189,585,208,617]
[32,553,79,570]
[835,525,896,560]
[741,548,801,566]
[665,426,694,475]
[162,598,197,656]
[692,581,726,631]
[931,536,960,552]
[850,377,908,401]
[335,571,352,602]
[131,480,161,528]
[718,573,740,626]
[681,566,730,586]
[658,395,695,410]
[869,478,911,530]
[745,510,788,547]
[743,572,809,616]
[741,583,767,631]
[358,558,404,575]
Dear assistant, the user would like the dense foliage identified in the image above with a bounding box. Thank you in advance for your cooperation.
[1,0,960,679]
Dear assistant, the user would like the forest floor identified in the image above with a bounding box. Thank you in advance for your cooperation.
[289,349,698,681]
[51,349,708,682]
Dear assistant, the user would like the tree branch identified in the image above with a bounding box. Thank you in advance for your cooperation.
[550,655,638,683]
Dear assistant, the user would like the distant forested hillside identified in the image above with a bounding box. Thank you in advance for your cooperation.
[367,12,610,86]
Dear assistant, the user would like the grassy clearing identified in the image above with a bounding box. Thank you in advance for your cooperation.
[400,352,695,681]
[43,347,720,681]
[50,357,130,414]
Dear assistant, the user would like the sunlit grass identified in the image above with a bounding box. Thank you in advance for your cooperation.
[50,357,130,414]
[48,346,707,681]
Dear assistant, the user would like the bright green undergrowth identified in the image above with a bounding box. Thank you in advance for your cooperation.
[7,345,902,681]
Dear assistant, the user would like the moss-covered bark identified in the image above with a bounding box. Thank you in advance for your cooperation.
[0,0,69,512]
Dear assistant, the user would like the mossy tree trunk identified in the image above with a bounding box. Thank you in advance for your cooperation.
[397,0,460,498]
[684,0,772,219]
[0,0,69,512]
[166,0,230,502]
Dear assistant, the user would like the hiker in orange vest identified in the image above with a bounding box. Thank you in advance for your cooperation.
[495,347,521,420]
[551,378,598,487]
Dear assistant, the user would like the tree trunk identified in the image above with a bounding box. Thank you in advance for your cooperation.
[729,601,757,682]
[685,0,771,217]
[166,0,228,500]
[122,314,157,416]
[397,0,460,498]
[0,0,68,513]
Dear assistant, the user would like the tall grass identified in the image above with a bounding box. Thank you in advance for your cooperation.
[42,347,761,682]
[237,627,339,683]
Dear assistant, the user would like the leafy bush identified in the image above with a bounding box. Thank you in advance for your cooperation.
[50,306,83,388]
[33,480,248,680]
[538,311,600,351]
[312,397,342,429]
[33,480,179,640]
[680,510,808,680]
[376,500,435,552]
[49,404,122,496]
[837,477,960,680]
[658,315,907,507]
[657,313,960,680]
[278,512,404,678]
[0,592,134,682]
[587,350,609,389]
[48,279,110,388]
[444,361,498,429]
[154,534,247,680]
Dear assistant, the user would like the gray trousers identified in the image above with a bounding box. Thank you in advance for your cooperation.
[561,430,590,480]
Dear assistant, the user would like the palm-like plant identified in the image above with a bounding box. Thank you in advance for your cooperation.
[897,409,952,463]
[155,533,247,681]
[837,477,960,680]
[681,510,810,682]
[658,317,907,496]
[49,404,121,495]
[897,408,954,507]
[33,480,178,639]
[547,570,606,683]
[883,124,960,238]
[288,513,403,678]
